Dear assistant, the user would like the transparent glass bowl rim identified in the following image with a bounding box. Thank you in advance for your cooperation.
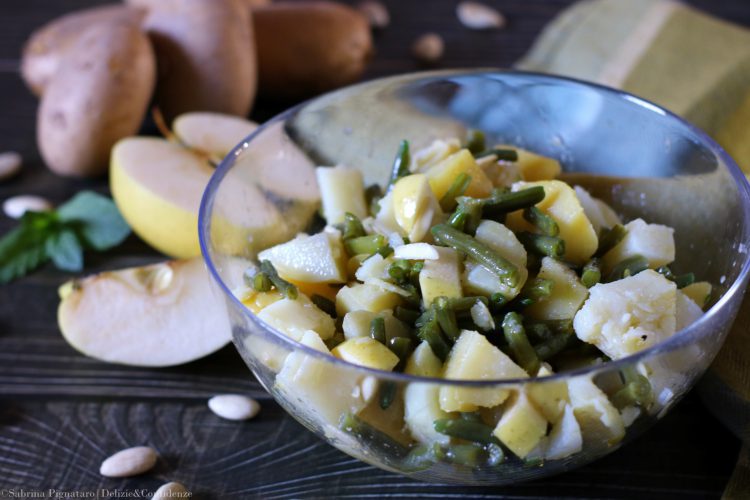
[199,69,750,388]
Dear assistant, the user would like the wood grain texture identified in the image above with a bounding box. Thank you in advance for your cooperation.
[0,0,748,497]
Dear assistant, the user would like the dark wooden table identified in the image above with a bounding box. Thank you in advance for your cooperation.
[1,1,747,498]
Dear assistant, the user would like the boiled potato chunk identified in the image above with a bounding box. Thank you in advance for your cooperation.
[404,341,451,445]
[392,174,441,242]
[257,296,335,341]
[506,180,598,265]
[412,138,461,171]
[419,247,463,306]
[342,310,410,341]
[423,149,493,199]
[544,404,583,460]
[568,376,625,447]
[440,330,528,412]
[241,290,284,314]
[372,190,402,236]
[573,186,621,233]
[332,337,400,371]
[601,218,675,274]
[526,363,569,423]
[525,257,588,321]
[493,391,548,458]
[676,290,704,331]
[316,166,368,225]
[336,283,403,316]
[504,145,562,181]
[681,281,712,309]
[258,231,347,284]
[573,270,676,359]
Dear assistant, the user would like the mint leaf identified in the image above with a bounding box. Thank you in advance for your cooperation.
[57,191,130,250]
[0,223,50,284]
[46,229,83,272]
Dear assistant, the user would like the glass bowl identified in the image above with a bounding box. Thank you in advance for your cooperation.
[199,70,750,484]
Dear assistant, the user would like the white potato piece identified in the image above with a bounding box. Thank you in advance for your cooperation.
[316,166,368,225]
[602,218,675,274]
[404,342,451,445]
[419,247,463,306]
[257,296,335,341]
[568,376,625,447]
[525,257,588,321]
[258,231,347,284]
[493,391,547,458]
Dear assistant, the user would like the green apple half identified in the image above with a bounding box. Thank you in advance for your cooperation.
[58,257,231,367]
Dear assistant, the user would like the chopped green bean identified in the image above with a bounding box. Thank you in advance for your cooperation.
[482,186,545,215]
[345,234,387,256]
[365,184,383,216]
[434,297,461,342]
[519,277,554,305]
[416,312,451,361]
[475,148,519,162]
[434,418,496,445]
[388,337,413,362]
[596,224,627,257]
[489,293,508,313]
[517,232,565,259]
[369,316,386,344]
[377,245,394,258]
[311,294,336,317]
[533,329,574,360]
[260,260,298,299]
[342,212,366,240]
[432,224,519,287]
[525,322,554,342]
[440,173,472,212]
[523,206,559,237]
[611,367,653,409]
[465,129,486,155]
[581,258,601,288]
[675,272,695,289]
[403,443,444,471]
[445,443,485,467]
[394,306,420,324]
[339,413,409,457]
[387,140,411,190]
[607,254,648,282]
[444,296,489,311]
[388,259,411,284]
[502,312,540,374]
[448,197,484,234]
[379,381,398,410]
[252,272,272,292]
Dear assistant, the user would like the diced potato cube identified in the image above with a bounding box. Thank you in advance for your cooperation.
[676,290,704,331]
[493,391,548,458]
[336,283,403,316]
[506,180,598,265]
[354,254,391,283]
[332,337,400,371]
[242,290,283,314]
[574,186,621,233]
[424,149,493,199]
[573,270,676,359]
[526,363,569,423]
[595,199,622,229]
[288,279,339,302]
[393,243,440,260]
[567,376,625,447]
[257,296,336,341]
[680,281,712,309]
[440,330,528,412]
[404,342,451,445]
[544,404,583,460]
[258,232,347,284]
[601,218,675,274]
[412,138,461,172]
[372,190,402,236]
[392,174,442,242]
[316,166,368,225]
[420,247,463,306]
[276,330,365,427]
[342,310,411,341]
[504,145,562,181]
[525,257,588,321]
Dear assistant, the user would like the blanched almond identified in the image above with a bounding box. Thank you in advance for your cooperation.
[99,446,157,477]
[457,2,505,30]
[208,394,260,421]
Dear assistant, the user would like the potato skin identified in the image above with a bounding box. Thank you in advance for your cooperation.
[21,5,145,96]
[129,0,257,120]
[253,1,373,100]
[37,22,156,177]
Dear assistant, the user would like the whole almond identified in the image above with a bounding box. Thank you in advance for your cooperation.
[152,482,189,500]
[412,33,444,64]
[357,1,389,29]
[99,446,158,478]
[0,152,22,181]
[457,2,505,30]
[208,394,260,421]
[3,195,52,219]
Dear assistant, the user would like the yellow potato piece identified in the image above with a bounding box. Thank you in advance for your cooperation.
[502,146,562,181]
[335,283,403,316]
[392,174,440,242]
[332,337,399,371]
[419,247,463,306]
[681,281,712,309]
[493,391,548,458]
[525,257,588,321]
[424,149,493,199]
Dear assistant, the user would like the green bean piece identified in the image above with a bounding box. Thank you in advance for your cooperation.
[311,294,336,317]
[533,329,574,360]
[324,330,346,351]
[440,173,473,212]
[339,413,409,458]
[370,316,386,344]
[379,381,398,410]
[409,261,424,286]
[447,208,468,231]
[365,184,383,216]
[394,306,420,324]
[581,258,602,288]
[378,245,394,258]
[445,296,489,311]
[606,254,648,282]
[517,232,565,259]
[434,418,496,445]
[486,442,505,466]
[344,234,387,256]
[388,337,413,362]
[416,313,451,361]
[675,272,696,289]
[434,297,461,342]
[596,224,627,257]
[519,277,554,305]
[259,260,298,299]
[445,443,485,467]
[482,186,545,215]
[475,148,519,162]
[523,206,559,237]
[460,412,484,422]
[611,367,653,409]
[388,259,411,284]
[502,312,540,374]
[432,224,519,287]
[387,140,411,190]
[342,212,366,240]
[525,322,554,342]
[465,129,486,155]
[403,443,444,471]
[489,293,508,312]
[252,272,272,292]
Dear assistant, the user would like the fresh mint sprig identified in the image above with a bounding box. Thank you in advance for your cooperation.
[0,191,130,284]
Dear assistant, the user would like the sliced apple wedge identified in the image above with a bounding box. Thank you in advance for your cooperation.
[57,257,231,367]
[173,111,258,159]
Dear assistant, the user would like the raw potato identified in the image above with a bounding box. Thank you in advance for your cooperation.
[253,1,372,100]
[130,0,256,120]
[21,4,146,96]
[58,258,231,367]
[37,21,155,177]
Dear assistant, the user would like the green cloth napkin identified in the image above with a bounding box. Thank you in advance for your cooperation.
[517,0,750,173]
